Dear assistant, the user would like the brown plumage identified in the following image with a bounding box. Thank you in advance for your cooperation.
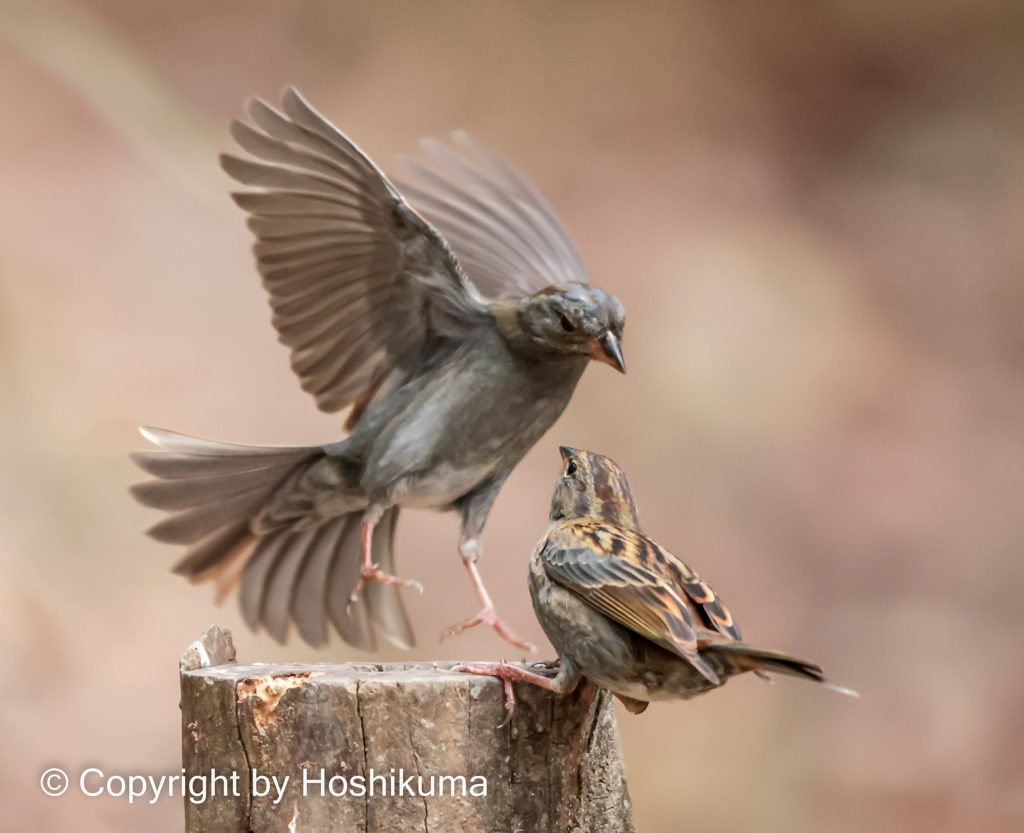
[456,448,856,715]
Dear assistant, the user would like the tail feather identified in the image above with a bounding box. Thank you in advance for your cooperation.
[292,516,350,647]
[239,527,290,629]
[325,514,378,649]
[132,427,414,652]
[173,519,254,578]
[712,641,859,697]
[131,427,318,549]
[138,426,315,458]
[363,507,414,649]
[262,524,319,644]
[148,491,269,545]
[131,466,292,510]
[132,448,311,479]
[238,508,406,651]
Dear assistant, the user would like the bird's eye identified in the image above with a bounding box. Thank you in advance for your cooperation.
[566,461,578,476]
[559,314,575,332]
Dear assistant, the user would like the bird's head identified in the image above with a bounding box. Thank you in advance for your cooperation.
[550,447,640,528]
[515,284,626,372]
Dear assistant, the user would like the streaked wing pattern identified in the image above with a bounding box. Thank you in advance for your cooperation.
[541,525,720,683]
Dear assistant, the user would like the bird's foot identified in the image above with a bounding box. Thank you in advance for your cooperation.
[451,660,555,726]
[348,563,423,606]
[440,604,536,652]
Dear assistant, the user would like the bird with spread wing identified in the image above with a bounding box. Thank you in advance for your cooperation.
[131,88,625,651]
[456,448,856,714]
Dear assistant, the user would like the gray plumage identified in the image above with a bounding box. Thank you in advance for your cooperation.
[131,88,626,651]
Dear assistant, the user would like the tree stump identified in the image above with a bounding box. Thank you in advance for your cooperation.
[180,626,634,832]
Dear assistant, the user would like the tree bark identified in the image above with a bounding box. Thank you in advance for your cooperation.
[180,625,634,833]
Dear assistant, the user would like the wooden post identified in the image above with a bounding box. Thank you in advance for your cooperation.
[180,626,634,833]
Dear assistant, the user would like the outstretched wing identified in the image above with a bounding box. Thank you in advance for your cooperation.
[540,523,721,684]
[396,132,589,299]
[221,87,491,417]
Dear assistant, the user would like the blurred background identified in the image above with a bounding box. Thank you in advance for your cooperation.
[1,1,1023,831]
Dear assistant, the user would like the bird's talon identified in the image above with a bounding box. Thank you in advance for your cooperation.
[440,604,532,651]
[496,678,516,727]
[349,562,423,605]
[451,661,518,723]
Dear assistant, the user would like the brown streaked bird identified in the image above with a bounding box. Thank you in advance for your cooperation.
[131,88,625,652]
[456,448,856,715]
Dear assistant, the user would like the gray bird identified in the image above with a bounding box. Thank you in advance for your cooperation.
[131,88,626,651]
[457,448,856,714]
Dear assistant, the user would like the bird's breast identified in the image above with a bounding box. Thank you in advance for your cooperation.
[385,461,499,509]
[362,332,588,504]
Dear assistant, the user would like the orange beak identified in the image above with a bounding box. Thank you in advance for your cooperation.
[588,332,626,373]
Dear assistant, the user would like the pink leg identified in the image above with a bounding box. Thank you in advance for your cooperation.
[348,514,423,605]
[440,550,534,651]
[452,661,567,724]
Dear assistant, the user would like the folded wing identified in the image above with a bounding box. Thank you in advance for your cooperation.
[541,524,721,684]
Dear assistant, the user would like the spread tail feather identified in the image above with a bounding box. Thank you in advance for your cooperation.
[711,641,859,697]
[131,427,414,651]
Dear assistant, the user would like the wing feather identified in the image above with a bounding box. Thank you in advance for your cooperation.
[396,132,588,299]
[541,525,720,684]
[222,87,488,420]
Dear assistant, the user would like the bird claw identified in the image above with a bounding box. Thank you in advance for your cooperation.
[440,604,536,652]
[348,563,423,609]
[452,661,518,726]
